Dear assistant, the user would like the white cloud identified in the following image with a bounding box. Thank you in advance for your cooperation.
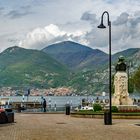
[81,11,98,24]
[19,9,140,54]
[81,11,140,53]
[1,0,140,53]
[19,24,87,49]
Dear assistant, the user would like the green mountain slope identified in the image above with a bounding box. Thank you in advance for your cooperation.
[42,41,108,71]
[112,48,140,74]
[112,48,140,63]
[0,46,69,88]
[0,42,139,95]
[66,48,140,94]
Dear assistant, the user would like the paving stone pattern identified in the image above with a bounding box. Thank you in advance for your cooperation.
[0,113,140,140]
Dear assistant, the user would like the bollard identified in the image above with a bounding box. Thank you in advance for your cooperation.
[65,104,70,115]
[104,111,112,125]
[17,105,21,113]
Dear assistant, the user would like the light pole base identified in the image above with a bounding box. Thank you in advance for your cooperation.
[104,111,112,125]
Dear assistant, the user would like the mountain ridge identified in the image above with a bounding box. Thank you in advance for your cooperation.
[0,46,69,88]
[42,41,108,71]
[0,41,139,94]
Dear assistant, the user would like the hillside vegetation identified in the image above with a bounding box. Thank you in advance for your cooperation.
[0,46,69,88]
[0,41,139,95]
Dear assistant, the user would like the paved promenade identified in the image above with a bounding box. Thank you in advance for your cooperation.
[0,113,140,140]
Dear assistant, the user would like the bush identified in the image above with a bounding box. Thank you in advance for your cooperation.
[111,106,118,112]
[93,103,102,112]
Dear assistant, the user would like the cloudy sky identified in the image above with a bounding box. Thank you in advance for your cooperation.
[0,0,140,53]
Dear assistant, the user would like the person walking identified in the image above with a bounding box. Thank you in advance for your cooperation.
[43,98,47,112]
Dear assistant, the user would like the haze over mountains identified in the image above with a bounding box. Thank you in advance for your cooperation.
[0,41,140,94]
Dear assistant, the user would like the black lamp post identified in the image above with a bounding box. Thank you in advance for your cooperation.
[97,11,112,125]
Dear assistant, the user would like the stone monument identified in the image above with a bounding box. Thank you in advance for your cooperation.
[112,56,133,105]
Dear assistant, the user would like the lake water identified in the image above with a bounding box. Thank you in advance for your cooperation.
[0,95,140,112]
[1,96,100,107]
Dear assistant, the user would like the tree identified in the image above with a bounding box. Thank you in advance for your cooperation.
[128,78,134,94]
[133,67,140,92]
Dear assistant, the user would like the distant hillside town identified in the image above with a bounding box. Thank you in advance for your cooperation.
[0,87,74,96]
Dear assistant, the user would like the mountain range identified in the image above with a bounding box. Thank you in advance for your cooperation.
[0,46,69,88]
[0,41,140,94]
[42,41,108,71]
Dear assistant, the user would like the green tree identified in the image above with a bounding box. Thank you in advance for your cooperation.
[133,67,140,92]
[93,103,102,112]
[128,78,134,93]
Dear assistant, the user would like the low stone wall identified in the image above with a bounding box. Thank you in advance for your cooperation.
[117,105,140,111]
[71,112,140,119]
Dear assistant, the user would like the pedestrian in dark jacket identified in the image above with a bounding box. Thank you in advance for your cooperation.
[43,98,46,112]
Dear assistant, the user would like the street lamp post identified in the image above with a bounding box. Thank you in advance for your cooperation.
[97,11,112,125]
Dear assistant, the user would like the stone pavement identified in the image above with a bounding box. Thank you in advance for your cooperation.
[0,113,140,140]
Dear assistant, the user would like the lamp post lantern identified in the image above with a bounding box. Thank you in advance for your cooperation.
[97,11,112,125]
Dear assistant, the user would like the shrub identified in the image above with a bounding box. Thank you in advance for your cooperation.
[111,106,118,113]
[93,103,102,112]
